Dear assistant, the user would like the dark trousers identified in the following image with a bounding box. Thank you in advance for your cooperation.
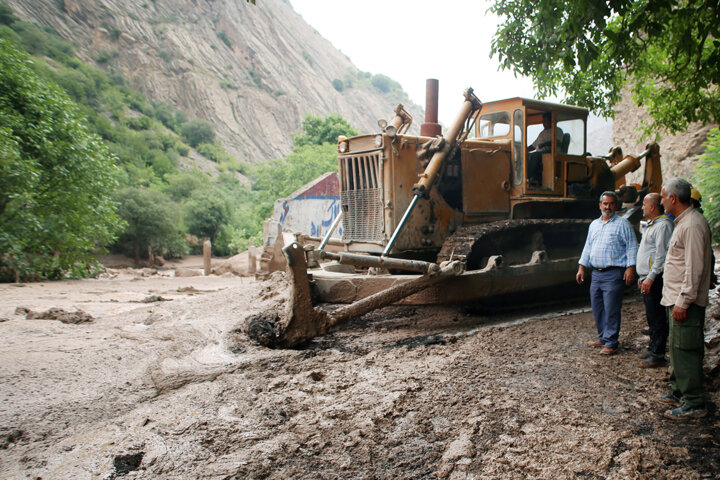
[528,149,548,183]
[643,275,668,356]
[590,268,625,348]
[668,303,706,407]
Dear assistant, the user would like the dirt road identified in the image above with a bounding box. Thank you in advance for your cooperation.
[0,267,718,479]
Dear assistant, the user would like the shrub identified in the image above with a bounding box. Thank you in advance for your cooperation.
[0,39,123,280]
[115,187,183,262]
[332,78,344,92]
[184,188,231,245]
[217,30,231,47]
[180,119,215,147]
[694,127,720,241]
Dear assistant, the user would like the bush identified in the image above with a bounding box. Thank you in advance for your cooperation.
[694,127,720,241]
[0,38,123,280]
[164,171,212,201]
[371,73,393,93]
[217,30,231,47]
[180,119,215,147]
[292,114,358,148]
[115,187,183,262]
[184,188,231,245]
[332,78,344,92]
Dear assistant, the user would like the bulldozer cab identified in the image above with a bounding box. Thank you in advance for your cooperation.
[471,98,588,198]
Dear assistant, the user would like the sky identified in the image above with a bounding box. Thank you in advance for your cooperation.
[289,0,544,126]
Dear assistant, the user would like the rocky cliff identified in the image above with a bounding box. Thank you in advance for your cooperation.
[613,88,716,185]
[7,0,423,163]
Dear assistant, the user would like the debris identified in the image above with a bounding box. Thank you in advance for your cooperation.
[19,307,94,324]
[137,295,171,303]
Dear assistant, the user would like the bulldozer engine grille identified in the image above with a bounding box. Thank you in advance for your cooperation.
[340,153,384,242]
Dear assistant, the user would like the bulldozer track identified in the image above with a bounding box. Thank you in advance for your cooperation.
[437,218,592,270]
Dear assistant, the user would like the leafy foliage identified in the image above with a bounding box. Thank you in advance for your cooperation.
[292,114,358,148]
[490,0,720,134]
[184,189,231,243]
[0,39,123,280]
[181,119,216,147]
[694,128,720,241]
[341,68,412,106]
[0,3,360,268]
[115,187,183,261]
[253,143,338,200]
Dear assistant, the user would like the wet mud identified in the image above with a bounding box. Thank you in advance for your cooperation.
[0,270,718,479]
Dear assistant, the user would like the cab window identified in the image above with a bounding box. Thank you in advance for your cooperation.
[478,111,510,138]
[557,118,585,155]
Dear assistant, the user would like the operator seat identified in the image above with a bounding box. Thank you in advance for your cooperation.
[560,133,571,154]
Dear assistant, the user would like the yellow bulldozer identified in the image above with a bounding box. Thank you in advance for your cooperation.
[249,80,663,348]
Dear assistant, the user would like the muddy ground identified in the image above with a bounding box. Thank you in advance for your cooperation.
[0,260,719,479]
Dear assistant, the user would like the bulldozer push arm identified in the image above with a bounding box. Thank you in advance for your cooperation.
[382,88,482,256]
[247,242,464,348]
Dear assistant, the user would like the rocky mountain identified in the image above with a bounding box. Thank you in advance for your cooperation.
[613,88,716,184]
[6,0,423,163]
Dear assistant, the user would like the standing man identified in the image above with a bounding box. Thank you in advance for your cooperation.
[636,193,674,367]
[658,177,713,419]
[576,191,638,355]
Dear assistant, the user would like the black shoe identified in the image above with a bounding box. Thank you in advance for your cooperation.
[641,328,650,335]
[640,356,667,368]
[636,350,653,359]
[664,403,707,420]
[658,391,682,406]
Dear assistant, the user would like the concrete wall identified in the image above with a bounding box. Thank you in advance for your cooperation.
[265,172,342,246]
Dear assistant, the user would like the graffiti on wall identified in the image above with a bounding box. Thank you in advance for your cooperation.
[310,200,342,237]
[274,196,342,239]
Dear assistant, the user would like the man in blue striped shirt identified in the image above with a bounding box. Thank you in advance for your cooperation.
[576,191,638,354]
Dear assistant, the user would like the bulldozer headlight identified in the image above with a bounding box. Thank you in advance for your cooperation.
[374,134,383,147]
[338,141,348,153]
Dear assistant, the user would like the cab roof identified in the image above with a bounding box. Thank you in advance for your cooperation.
[481,97,589,120]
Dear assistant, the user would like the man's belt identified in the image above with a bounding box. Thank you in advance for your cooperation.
[594,266,623,272]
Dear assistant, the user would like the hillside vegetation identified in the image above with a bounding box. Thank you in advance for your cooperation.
[0,4,357,280]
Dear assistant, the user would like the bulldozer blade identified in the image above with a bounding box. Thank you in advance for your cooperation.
[275,242,334,348]
[249,242,465,349]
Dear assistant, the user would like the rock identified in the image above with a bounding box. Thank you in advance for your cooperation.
[175,267,202,277]
[24,307,94,324]
[3,0,423,165]
[212,252,250,276]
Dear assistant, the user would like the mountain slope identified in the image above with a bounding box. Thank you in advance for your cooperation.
[7,0,422,163]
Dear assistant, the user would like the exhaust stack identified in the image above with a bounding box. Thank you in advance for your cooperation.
[420,78,442,137]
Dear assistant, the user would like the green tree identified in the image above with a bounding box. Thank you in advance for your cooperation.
[0,38,123,281]
[490,0,720,134]
[184,189,231,245]
[252,143,338,199]
[180,119,215,147]
[292,114,358,148]
[116,187,182,263]
[694,128,720,241]
[164,171,212,201]
[371,73,397,94]
[0,3,18,25]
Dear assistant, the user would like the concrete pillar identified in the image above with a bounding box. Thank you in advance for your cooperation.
[248,245,257,275]
[203,238,211,275]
